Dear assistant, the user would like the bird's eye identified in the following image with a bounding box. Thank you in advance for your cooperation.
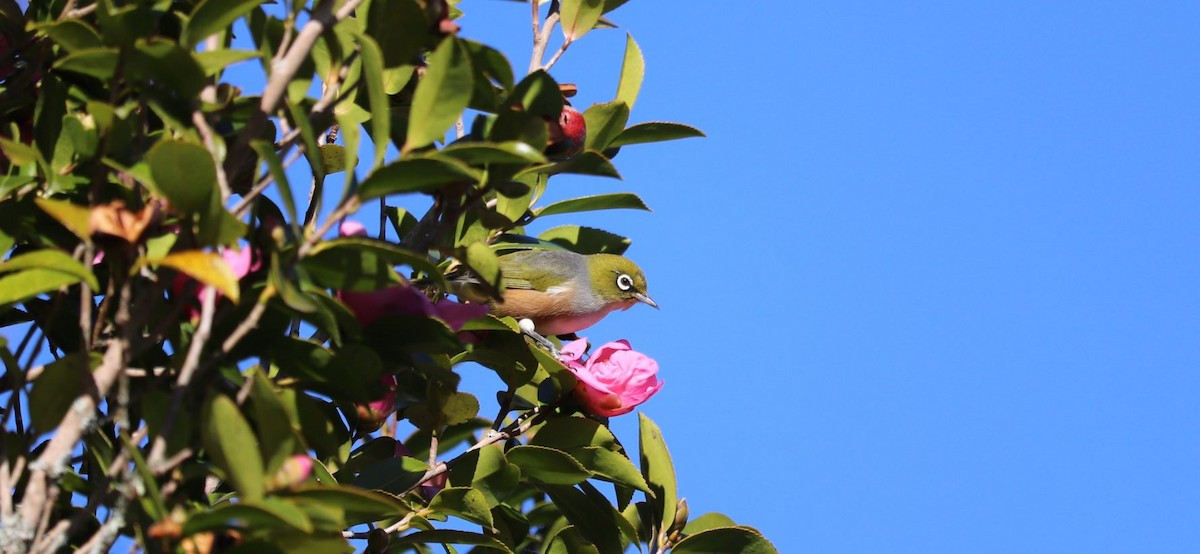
[561,112,570,124]
[616,274,634,291]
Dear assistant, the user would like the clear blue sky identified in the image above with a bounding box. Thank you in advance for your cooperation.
[449,1,1200,552]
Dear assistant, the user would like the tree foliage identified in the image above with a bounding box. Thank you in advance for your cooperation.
[0,0,771,552]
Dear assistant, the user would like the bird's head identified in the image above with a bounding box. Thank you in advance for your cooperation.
[587,254,657,309]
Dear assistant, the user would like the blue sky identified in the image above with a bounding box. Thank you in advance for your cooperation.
[443,1,1199,552]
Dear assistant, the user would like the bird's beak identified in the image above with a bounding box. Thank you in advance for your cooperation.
[634,292,659,309]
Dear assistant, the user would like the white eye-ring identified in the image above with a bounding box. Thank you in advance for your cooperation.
[616,274,634,291]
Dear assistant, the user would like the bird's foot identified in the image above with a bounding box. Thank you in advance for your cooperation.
[518,318,559,358]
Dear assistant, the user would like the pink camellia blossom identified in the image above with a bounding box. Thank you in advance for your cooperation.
[273,454,314,488]
[559,339,664,417]
[336,220,488,331]
[355,374,398,431]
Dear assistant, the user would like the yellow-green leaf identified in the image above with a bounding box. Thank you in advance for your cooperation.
[560,0,605,42]
[405,37,473,152]
[153,250,240,303]
[0,249,98,290]
[35,198,92,242]
[615,33,644,109]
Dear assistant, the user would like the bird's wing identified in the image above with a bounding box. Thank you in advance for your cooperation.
[498,251,581,292]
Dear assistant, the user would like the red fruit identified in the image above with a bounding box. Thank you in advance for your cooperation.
[545,104,586,160]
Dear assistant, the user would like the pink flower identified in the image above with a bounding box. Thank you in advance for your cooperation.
[273,454,314,488]
[336,220,488,331]
[559,339,664,417]
[355,374,398,431]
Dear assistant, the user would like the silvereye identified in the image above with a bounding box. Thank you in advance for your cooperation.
[489,249,657,335]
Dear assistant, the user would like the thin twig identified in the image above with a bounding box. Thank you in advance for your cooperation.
[193,110,232,202]
[528,2,561,74]
[146,286,217,470]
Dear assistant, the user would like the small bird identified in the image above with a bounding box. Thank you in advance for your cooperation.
[487,249,657,335]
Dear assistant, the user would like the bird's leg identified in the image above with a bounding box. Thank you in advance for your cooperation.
[518,318,559,357]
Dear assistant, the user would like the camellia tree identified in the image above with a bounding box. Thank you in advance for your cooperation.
[0,0,778,552]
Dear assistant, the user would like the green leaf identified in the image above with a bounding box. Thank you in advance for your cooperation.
[33,198,92,242]
[608,122,706,148]
[560,0,605,42]
[616,34,645,110]
[391,530,513,553]
[183,0,262,48]
[194,49,260,76]
[146,139,217,215]
[639,413,677,534]
[507,70,564,117]
[446,444,519,508]
[542,485,624,554]
[571,447,650,493]
[152,250,240,303]
[530,416,619,451]
[529,150,621,179]
[354,31,389,168]
[506,445,590,486]
[671,526,779,554]
[437,141,547,165]
[538,225,630,255]
[319,144,347,174]
[405,36,473,152]
[429,487,494,527]
[536,193,649,218]
[287,484,409,525]
[442,391,480,426]
[29,353,94,433]
[36,20,103,52]
[248,370,299,474]
[583,101,630,152]
[0,249,98,291]
[465,241,501,290]
[351,455,430,495]
[53,47,120,80]
[303,236,445,291]
[357,157,481,199]
[682,512,739,535]
[201,394,265,500]
[183,500,314,536]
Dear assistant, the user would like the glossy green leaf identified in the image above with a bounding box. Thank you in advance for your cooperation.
[303,236,445,291]
[560,0,605,42]
[530,416,619,451]
[446,444,519,508]
[287,484,409,525]
[146,139,217,215]
[365,0,428,68]
[546,526,602,554]
[194,49,259,76]
[616,33,644,109]
[201,394,265,500]
[608,122,706,148]
[391,530,513,553]
[183,500,314,535]
[506,445,590,485]
[354,31,389,167]
[538,225,630,255]
[583,101,631,152]
[248,370,299,474]
[507,70,563,117]
[682,512,739,535]
[542,484,624,554]
[639,413,677,534]
[536,193,650,218]
[28,353,93,433]
[357,157,481,199]
[437,141,547,165]
[571,447,650,493]
[53,47,120,80]
[36,20,103,52]
[671,526,779,554]
[0,249,97,291]
[465,241,502,290]
[183,0,262,47]
[153,250,240,303]
[351,455,430,495]
[530,150,621,179]
[429,487,494,527]
[405,37,473,152]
